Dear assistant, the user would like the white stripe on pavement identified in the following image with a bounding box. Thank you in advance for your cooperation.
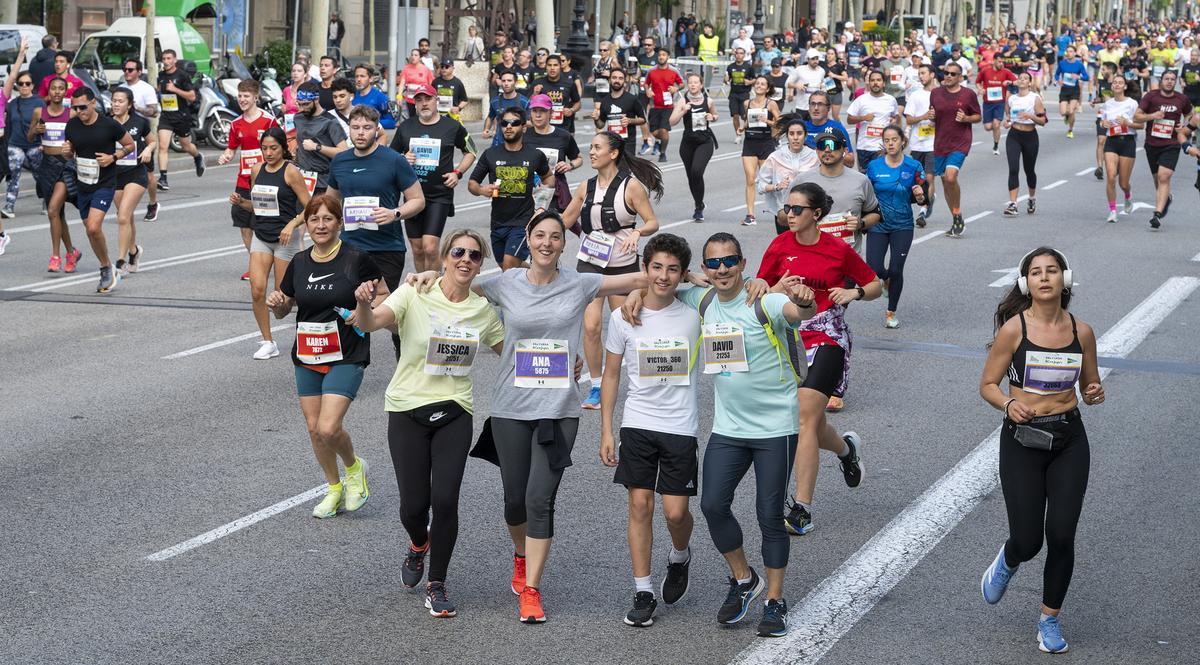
[1043,179,1068,190]
[163,323,293,360]
[728,275,1200,665]
[1076,167,1095,176]
[911,210,992,246]
[6,244,245,291]
[6,196,231,235]
[1192,252,1200,262]
[723,204,747,212]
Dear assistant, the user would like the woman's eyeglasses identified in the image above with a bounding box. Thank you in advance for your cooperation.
[782,204,814,216]
[702,255,742,270]
[16,80,32,87]
[449,246,483,263]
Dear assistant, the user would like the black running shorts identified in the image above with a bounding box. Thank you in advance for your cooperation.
[614,427,699,496]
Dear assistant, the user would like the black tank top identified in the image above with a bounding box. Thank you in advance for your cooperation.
[1007,312,1084,396]
[682,92,714,140]
[744,98,776,140]
[250,161,300,242]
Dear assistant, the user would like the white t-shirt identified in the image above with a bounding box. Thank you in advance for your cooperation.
[789,65,826,110]
[902,66,924,96]
[732,36,755,56]
[604,299,701,437]
[905,88,935,152]
[846,92,898,151]
[124,79,159,114]
[1101,97,1140,136]
[920,33,940,52]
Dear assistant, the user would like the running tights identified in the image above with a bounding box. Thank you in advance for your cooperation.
[679,138,714,210]
[999,417,1090,609]
[1006,129,1039,191]
[387,410,473,582]
[865,229,914,312]
[700,433,797,569]
[491,417,579,539]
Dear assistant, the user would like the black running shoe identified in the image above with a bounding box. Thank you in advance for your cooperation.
[1027,198,1036,215]
[624,591,657,627]
[658,153,667,163]
[1094,167,1103,180]
[425,581,457,617]
[693,206,705,222]
[401,543,428,589]
[143,202,159,222]
[1162,194,1173,217]
[784,500,814,536]
[757,598,789,637]
[915,209,927,228]
[1003,202,1018,216]
[157,174,170,191]
[194,154,206,177]
[661,553,690,605]
[839,432,865,488]
[717,568,764,624]
[1150,214,1162,229]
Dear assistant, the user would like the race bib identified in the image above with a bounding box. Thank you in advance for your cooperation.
[1153,65,1166,78]
[296,321,343,364]
[76,157,100,185]
[551,103,564,125]
[702,323,748,374]
[606,116,627,137]
[595,77,610,94]
[424,325,480,376]
[1062,72,1079,87]
[916,123,935,137]
[576,230,616,267]
[1009,107,1027,123]
[662,90,674,105]
[748,107,768,128]
[691,109,709,130]
[161,93,179,111]
[986,86,1004,102]
[239,148,263,177]
[343,195,381,231]
[536,147,560,167]
[283,113,295,132]
[514,339,570,388]
[635,337,691,386]
[889,71,904,86]
[865,122,886,138]
[437,95,453,113]
[301,169,318,195]
[824,77,837,91]
[409,136,442,176]
[43,121,66,147]
[771,87,784,102]
[1151,118,1175,139]
[251,184,280,217]
[817,212,854,243]
[116,142,137,166]
[1022,351,1082,395]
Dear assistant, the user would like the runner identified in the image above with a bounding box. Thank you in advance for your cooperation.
[592,67,647,156]
[391,84,477,272]
[483,72,530,149]
[4,46,41,220]
[1089,62,1117,181]
[1055,46,1089,139]
[531,55,581,134]
[865,125,927,329]
[739,76,781,227]
[976,56,1018,155]
[1133,69,1193,229]
[845,70,899,172]
[326,105,426,358]
[599,233,699,627]
[433,59,469,122]
[36,50,84,98]
[30,77,81,272]
[523,93,583,212]
[930,62,981,237]
[399,50,435,118]
[352,228,505,618]
[726,48,755,143]
[765,58,789,111]
[643,48,683,164]
[823,48,848,119]
[669,72,717,221]
[317,55,339,111]
[109,87,156,278]
[218,79,278,281]
[561,130,663,409]
[293,81,348,196]
[64,88,135,293]
[787,49,826,121]
[804,91,855,167]
[591,42,621,105]
[282,62,306,153]
[634,38,659,154]
[758,181,878,536]
[880,44,909,124]
[756,114,819,233]
[115,59,161,222]
[266,194,384,520]
[979,247,1104,655]
[1003,73,1047,216]
[1100,76,1141,223]
[467,106,555,270]
[228,126,310,360]
[155,49,204,191]
[351,64,396,131]
[905,64,938,227]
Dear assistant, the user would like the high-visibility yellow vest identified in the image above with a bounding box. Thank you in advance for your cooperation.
[698,34,720,62]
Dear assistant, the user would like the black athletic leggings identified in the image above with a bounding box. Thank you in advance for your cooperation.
[387,409,473,582]
[1006,128,1039,191]
[865,229,913,312]
[999,414,1090,609]
[679,137,714,210]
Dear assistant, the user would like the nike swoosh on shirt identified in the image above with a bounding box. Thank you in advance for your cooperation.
[308,273,335,283]
[353,168,367,173]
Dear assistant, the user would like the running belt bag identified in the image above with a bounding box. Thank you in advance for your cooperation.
[409,400,466,429]
[581,170,631,234]
[1012,423,1055,450]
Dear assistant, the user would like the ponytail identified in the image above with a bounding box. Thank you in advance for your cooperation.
[598,130,665,201]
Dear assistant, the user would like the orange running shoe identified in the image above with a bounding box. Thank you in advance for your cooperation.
[511,553,526,595]
[519,586,546,623]
[825,395,844,412]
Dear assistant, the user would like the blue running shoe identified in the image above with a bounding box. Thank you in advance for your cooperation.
[981,545,1017,605]
[757,598,789,637]
[581,386,602,410]
[1038,614,1069,653]
[717,568,764,624]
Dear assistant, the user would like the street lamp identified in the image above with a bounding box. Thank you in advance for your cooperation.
[752,0,765,51]
[563,0,594,80]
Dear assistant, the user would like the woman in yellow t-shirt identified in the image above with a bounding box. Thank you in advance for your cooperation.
[353,228,505,619]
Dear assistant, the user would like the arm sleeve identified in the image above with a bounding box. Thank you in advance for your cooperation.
[328,119,348,145]
[395,154,420,189]
[756,241,780,285]
[564,136,581,160]
[534,150,550,178]
[580,272,604,301]
[677,285,703,309]
[325,160,340,190]
[763,293,800,330]
[478,273,504,305]
[389,128,408,153]
[455,80,468,105]
[861,178,880,215]
[227,121,240,150]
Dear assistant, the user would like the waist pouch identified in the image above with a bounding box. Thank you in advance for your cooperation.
[409,400,466,429]
[1006,407,1080,451]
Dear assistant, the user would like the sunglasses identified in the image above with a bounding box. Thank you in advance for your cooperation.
[782,204,815,216]
[71,104,89,111]
[16,80,31,87]
[702,255,742,270]
[500,118,524,127]
[123,67,139,72]
[449,246,483,263]
[945,71,962,77]
[817,140,842,151]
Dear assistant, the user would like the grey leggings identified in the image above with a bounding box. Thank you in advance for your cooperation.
[7,145,42,208]
[492,417,579,539]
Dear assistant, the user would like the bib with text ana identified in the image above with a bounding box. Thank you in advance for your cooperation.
[514,339,571,388]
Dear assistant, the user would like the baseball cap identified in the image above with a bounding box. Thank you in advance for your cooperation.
[806,48,822,60]
[439,57,454,67]
[813,131,846,151]
[412,83,437,98]
[529,93,554,110]
[771,57,783,67]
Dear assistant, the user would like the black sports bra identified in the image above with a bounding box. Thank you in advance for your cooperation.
[1007,312,1083,395]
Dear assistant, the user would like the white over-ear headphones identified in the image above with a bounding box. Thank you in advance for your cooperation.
[1017,248,1073,295]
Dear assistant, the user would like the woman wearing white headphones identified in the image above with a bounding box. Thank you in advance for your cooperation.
[976,247,1105,654]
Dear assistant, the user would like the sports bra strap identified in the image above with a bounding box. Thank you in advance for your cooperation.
[1069,313,1078,338]
[1018,311,1028,339]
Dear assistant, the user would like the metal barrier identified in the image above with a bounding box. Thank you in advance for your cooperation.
[591,54,734,97]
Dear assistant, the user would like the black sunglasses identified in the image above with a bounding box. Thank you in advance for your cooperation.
[449,246,483,263]
[782,204,815,216]
[500,119,523,127]
[702,254,742,270]
[16,80,32,86]
[123,67,139,72]
[71,104,89,111]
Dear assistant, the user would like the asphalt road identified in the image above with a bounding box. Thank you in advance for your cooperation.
[2,101,1199,665]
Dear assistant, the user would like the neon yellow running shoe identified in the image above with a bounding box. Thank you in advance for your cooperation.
[343,457,369,512]
[312,484,345,519]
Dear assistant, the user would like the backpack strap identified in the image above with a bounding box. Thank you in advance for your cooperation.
[697,287,717,319]
[597,169,631,234]
[753,297,807,385]
[581,176,599,235]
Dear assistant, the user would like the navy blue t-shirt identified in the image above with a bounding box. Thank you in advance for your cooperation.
[326,145,420,253]
[805,118,855,154]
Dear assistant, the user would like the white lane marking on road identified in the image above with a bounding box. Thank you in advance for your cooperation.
[911,210,992,246]
[728,275,1200,665]
[145,484,329,561]
[989,267,1020,287]
[1192,252,1200,262]
[1043,179,1068,190]
[723,204,747,212]
[163,324,292,359]
[1076,167,1095,176]
[5,196,231,235]
[5,245,246,292]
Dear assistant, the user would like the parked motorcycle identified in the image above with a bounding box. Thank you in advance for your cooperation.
[169,60,237,151]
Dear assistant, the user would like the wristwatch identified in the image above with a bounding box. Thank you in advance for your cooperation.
[855,286,865,300]
[393,207,404,221]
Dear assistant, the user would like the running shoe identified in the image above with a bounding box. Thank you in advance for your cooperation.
[511,553,527,595]
[1037,615,1069,653]
[41,199,47,215]
[639,142,652,155]
[734,132,744,145]
[652,143,660,156]
[65,248,81,273]
[402,541,429,588]
[1123,198,1133,215]
[1149,213,1161,229]
[253,340,280,360]
[624,591,657,627]
[950,214,966,237]
[661,552,691,605]
[915,209,927,228]
[157,174,170,191]
[311,486,345,518]
[885,311,900,329]
[1003,202,1019,216]
[717,568,764,624]
[425,581,456,618]
[1026,199,1035,215]
[240,271,251,281]
[1106,210,1118,223]
[784,500,814,536]
[519,586,547,623]
[991,143,999,155]
[115,259,128,276]
[0,205,13,218]
[838,432,865,488]
[144,202,159,222]
[47,255,61,272]
[0,233,9,256]
[741,214,757,226]
[1066,129,1074,139]
[1162,194,1173,217]
[342,457,369,511]
[658,153,667,163]
[97,265,120,293]
[693,206,705,222]
[581,386,601,410]
[127,245,143,273]
[825,395,844,412]
[980,544,1017,605]
[194,154,206,177]
[757,598,789,637]
[1093,167,1103,180]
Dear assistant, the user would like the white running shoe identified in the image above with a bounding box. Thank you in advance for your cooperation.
[1123,198,1133,215]
[253,340,280,359]
[1105,210,1118,224]
[0,232,10,256]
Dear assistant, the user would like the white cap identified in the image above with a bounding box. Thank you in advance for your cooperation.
[845,21,855,29]
[806,48,822,59]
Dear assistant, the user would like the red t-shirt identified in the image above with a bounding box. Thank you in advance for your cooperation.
[757,230,877,348]
[228,113,278,190]
[38,73,85,99]
[1137,90,1194,147]
[975,67,1017,105]
[930,86,981,156]
[645,67,684,109]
